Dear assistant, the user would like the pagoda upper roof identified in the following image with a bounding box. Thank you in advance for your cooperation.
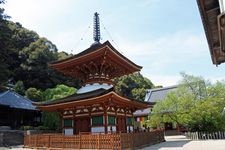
[35,88,150,111]
[49,41,142,84]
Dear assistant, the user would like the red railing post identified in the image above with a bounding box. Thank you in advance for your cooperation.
[48,135,50,148]
[97,133,100,150]
[79,132,81,149]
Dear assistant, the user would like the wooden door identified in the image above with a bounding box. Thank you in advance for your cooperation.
[117,116,126,133]
[75,117,90,134]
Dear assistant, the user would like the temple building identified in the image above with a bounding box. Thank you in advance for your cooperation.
[36,13,150,135]
[0,90,41,129]
[134,85,177,130]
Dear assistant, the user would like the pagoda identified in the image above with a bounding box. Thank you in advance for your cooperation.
[36,12,149,135]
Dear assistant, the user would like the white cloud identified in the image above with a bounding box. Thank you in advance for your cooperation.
[145,74,181,87]
[5,0,79,37]
[116,31,208,70]
[106,31,210,86]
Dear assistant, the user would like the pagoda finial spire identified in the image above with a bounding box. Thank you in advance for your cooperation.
[93,12,101,44]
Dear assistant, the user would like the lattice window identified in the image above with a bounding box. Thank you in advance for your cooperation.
[108,116,116,125]
[126,117,133,125]
[92,116,103,125]
[64,119,73,127]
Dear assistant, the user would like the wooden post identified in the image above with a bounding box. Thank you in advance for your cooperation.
[110,134,113,150]
[119,131,122,150]
[48,135,50,148]
[103,104,107,133]
[97,133,100,150]
[62,135,64,149]
[79,132,81,149]
[115,107,118,132]
[73,107,76,135]
[35,135,37,148]
[88,107,91,133]
[124,108,127,133]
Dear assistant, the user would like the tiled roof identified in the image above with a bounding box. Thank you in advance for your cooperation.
[36,87,151,108]
[38,88,114,106]
[145,85,177,102]
[134,85,177,116]
[50,41,142,69]
[133,108,151,117]
[0,90,36,110]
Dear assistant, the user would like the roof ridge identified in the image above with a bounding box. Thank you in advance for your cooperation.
[10,90,33,102]
[148,85,178,92]
[0,90,11,98]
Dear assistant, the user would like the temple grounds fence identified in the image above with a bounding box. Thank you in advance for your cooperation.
[185,131,225,140]
[24,130,164,149]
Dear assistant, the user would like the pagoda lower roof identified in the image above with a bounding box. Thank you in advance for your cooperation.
[35,88,150,111]
[49,41,142,83]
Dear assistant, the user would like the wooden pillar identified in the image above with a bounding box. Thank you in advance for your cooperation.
[124,108,127,133]
[88,107,92,132]
[131,110,135,133]
[73,107,76,135]
[58,110,64,134]
[115,106,118,132]
[103,104,107,133]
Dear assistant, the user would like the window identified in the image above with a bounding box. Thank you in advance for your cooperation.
[92,116,103,125]
[64,119,73,127]
[127,117,133,125]
[108,116,116,125]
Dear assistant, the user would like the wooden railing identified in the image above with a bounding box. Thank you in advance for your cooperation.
[24,130,164,149]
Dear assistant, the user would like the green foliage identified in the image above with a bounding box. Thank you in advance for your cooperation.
[149,73,225,132]
[14,80,25,95]
[0,1,12,85]
[20,125,34,130]
[114,73,154,101]
[25,87,43,102]
[42,84,76,101]
[42,112,61,130]
[40,84,76,130]
[0,7,79,89]
[57,51,73,60]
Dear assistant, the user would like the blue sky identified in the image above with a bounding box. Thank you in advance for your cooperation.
[4,0,225,86]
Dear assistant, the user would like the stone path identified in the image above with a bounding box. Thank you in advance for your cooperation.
[139,135,225,150]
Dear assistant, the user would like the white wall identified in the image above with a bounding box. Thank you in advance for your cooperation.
[107,126,116,132]
[64,128,73,135]
[91,126,105,133]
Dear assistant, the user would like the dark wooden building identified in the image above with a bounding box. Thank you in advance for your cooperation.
[197,0,225,65]
[0,90,41,129]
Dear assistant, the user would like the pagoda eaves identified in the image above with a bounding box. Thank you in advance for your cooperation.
[49,41,142,84]
[35,88,150,112]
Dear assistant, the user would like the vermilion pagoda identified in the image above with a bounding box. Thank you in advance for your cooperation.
[36,13,149,135]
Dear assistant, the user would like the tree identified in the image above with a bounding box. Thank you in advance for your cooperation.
[0,0,12,85]
[41,84,76,130]
[114,73,154,101]
[42,84,76,101]
[25,87,43,102]
[19,38,58,89]
[57,51,72,60]
[14,80,25,95]
[0,10,79,90]
[149,73,225,132]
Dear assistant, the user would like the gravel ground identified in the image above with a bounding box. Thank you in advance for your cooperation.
[139,135,225,150]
